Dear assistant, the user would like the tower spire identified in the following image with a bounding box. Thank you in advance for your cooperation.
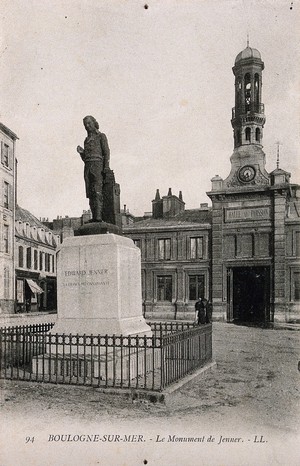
[247,32,249,47]
[276,141,283,169]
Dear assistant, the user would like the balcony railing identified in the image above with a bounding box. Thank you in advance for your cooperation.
[232,103,265,119]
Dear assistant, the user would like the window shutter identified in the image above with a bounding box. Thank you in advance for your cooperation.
[1,141,3,164]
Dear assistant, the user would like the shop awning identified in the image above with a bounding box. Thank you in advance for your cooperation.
[26,279,44,294]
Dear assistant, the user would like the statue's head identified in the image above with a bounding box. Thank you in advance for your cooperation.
[83,115,99,131]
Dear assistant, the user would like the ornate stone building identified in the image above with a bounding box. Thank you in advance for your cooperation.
[0,122,18,314]
[125,45,300,324]
[207,45,300,324]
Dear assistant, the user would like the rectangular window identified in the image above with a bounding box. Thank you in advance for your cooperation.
[52,255,55,273]
[158,239,171,260]
[190,237,203,259]
[2,143,9,167]
[18,246,24,267]
[26,247,31,269]
[39,252,43,271]
[295,232,300,257]
[3,225,9,253]
[294,272,300,301]
[45,253,49,272]
[34,250,38,270]
[157,276,172,302]
[189,275,205,301]
[46,253,51,272]
[3,182,9,209]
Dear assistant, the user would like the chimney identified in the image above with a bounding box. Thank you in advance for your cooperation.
[168,187,172,196]
[152,189,163,218]
[179,191,183,201]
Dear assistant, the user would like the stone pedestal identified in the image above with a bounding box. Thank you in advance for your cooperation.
[51,233,151,337]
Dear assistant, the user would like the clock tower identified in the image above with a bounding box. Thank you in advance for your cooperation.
[226,44,269,189]
[207,44,300,325]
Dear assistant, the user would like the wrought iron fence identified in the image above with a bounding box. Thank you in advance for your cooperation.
[0,322,212,392]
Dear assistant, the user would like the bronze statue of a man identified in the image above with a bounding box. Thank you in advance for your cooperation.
[77,116,110,222]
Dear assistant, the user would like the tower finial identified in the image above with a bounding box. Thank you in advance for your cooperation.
[276,141,283,169]
[247,32,249,47]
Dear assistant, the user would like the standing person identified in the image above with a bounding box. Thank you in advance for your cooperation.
[195,297,207,325]
[194,298,201,323]
[77,115,110,222]
[206,299,212,323]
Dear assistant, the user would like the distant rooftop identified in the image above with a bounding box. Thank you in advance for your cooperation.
[16,205,54,233]
[124,208,212,230]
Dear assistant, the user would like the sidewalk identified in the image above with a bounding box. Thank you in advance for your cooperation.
[0,311,57,327]
[1,311,300,331]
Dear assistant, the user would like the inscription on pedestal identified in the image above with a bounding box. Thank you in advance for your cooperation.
[64,269,108,276]
[62,269,110,288]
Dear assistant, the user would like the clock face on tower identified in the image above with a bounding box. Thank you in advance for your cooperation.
[238,165,256,182]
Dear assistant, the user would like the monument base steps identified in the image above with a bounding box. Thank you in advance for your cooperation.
[32,347,161,381]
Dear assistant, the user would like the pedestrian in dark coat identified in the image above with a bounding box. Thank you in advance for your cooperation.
[195,297,207,325]
[206,300,212,323]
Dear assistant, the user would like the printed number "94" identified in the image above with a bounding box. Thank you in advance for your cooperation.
[25,437,34,444]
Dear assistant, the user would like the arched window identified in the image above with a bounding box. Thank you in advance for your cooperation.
[244,73,251,112]
[18,246,24,267]
[256,128,261,142]
[236,79,242,107]
[254,74,259,111]
[245,127,251,142]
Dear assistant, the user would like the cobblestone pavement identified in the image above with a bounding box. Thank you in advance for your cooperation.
[0,323,299,466]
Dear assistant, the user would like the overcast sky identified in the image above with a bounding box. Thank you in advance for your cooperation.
[1,0,299,219]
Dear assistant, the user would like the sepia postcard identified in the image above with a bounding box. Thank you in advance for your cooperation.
[0,1,299,465]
